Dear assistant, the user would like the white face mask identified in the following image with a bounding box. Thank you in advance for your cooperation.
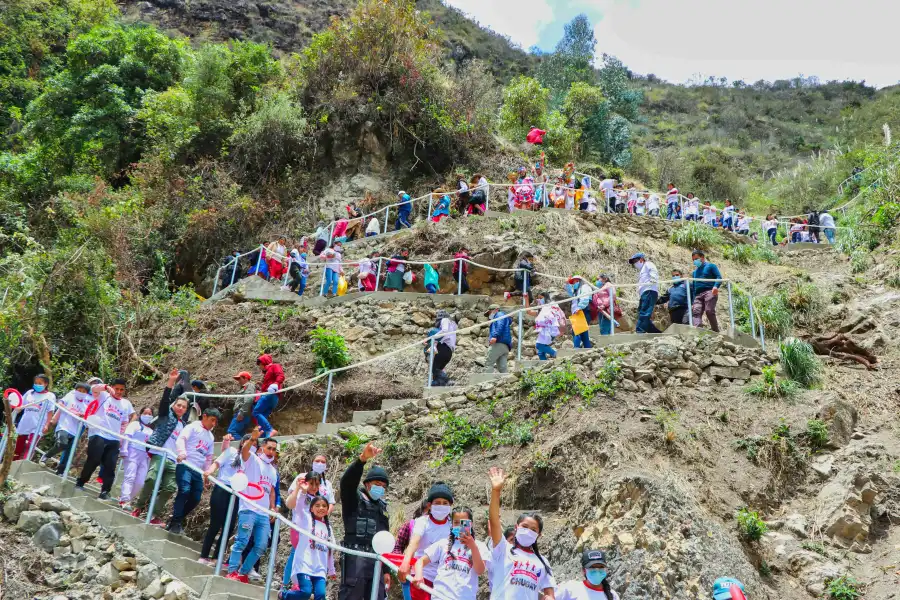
[259,453,275,464]
[515,526,539,547]
[311,462,327,474]
[140,414,153,425]
[430,505,452,520]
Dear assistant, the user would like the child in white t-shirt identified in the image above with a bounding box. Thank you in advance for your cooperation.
[556,549,620,600]
[287,491,336,600]
[398,483,455,600]
[414,507,490,600]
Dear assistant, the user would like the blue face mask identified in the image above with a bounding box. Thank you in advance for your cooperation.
[368,484,385,500]
[693,259,702,267]
[672,276,682,282]
[585,569,608,586]
[452,526,461,537]
[33,384,46,393]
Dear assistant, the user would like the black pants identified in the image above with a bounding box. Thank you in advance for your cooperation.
[810,229,820,243]
[669,306,688,326]
[77,436,120,493]
[454,272,469,294]
[339,553,385,600]
[201,485,240,559]
[431,343,453,384]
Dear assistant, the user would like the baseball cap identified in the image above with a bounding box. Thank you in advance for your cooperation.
[581,549,607,568]
[712,577,745,600]
[232,371,252,380]
[628,252,646,264]
[485,303,501,316]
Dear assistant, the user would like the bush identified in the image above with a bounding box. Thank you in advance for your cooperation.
[736,507,768,541]
[781,280,823,319]
[779,338,821,388]
[749,294,793,340]
[826,575,861,600]
[723,243,754,265]
[805,419,829,449]
[519,357,619,411]
[229,89,310,181]
[746,365,799,399]
[751,242,781,264]
[849,249,869,274]
[310,327,351,375]
[499,76,550,139]
[670,221,724,250]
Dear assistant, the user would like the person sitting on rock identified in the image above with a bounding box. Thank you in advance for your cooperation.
[656,269,689,326]
[556,549,620,600]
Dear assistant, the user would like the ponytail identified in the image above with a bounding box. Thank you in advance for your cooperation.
[231,434,253,470]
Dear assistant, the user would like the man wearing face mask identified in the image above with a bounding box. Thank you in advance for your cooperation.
[556,550,620,600]
[339,442,391,600]
[690,249,723,332]
[397,482,455,600]
[656,269,689,326]
[77,378,134,499]
[628,253,662,334]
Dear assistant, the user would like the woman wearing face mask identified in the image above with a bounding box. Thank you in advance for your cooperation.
[488,467,555,600]
[41,382,91,474]
[556,550,618,600]
[118,407,155,510]
[413,506,488,600]
[13,374,55,461]
[398,482,455,600]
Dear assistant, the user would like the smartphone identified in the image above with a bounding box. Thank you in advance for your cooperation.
[460,519,472,537]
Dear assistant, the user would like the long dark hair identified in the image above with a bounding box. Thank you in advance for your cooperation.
[515,512,552,576]
[446,506,474,555]
[309,494,333,541]
[230,433,255,470]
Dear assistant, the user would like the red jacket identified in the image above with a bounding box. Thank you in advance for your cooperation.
[526,128,546,144]
[257,354,285,396]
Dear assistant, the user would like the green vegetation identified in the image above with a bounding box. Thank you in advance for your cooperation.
[724,241,781,266]
[736,507,768,541]
[341,431,371,460]
[433,410,535,466]
[309,327,351,375]
[801,541,829,557]
[826,575,862,600]
[257,333,289,356]
[745,366,799,399]
[805,419,829,450]
[779,338,822,388]
[519,357,620,411]
[655,409,679,443]
[670,221,724,250]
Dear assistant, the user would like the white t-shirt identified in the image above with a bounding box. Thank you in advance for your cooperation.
[151,419,184,461]
[16,390,54,435]
[557,581,620,600]
[55,390,90,436]
[762,219,778,232]
[292,517,335,578]
[175,420,215,469]
[666,189,679,205]
[239,452,278,514]
[703,208,715,224]
[647,195,660,211]
[489,537,554,600]
[412,514,453,581]
[214,446,239,485]
[366,219,380,235]
[685,199,699,216]
[634,196,645,215]
[737,216,750,230]
[599,179,615,200]
[122,420,152,457]
[722,205,736,219]
[290,473,336,505]
[424,538,491,600]
[87,392,134,441]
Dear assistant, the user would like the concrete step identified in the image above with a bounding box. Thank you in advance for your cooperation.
[351,410,384,425]
[515,360,543,371]
[195,574,267,600]
[114,521,203,552]
[556,348,592,358]
[143,539,202,562]
[316,422,351,436]
[380,398,418,411]
[208,594,266,600]
[468,373,511,385]
[423,386,466,398]
[161,556,216,583]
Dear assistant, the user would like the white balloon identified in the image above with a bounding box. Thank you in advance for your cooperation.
[231,472,249,493]
[372,530,395,555]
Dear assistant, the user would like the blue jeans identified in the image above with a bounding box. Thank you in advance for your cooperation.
[768,228,777,245]
[599,315,613,335]
[228,510,270,575]
[172,464,203,523]
[536,343,556,360]
[395,210,412,230]
[283,546,296,587]
[227,414,250,437]
[723,217,733,230]
[425,284,437,294]
[324,269,339,295]
[573,330,592,348]
[253,393,278,436]
[637,290,662,334]
[791,231,801,243]
[284,574,326,600]
[667,204,677,220]
[685,214,697,221]
[296,276,307,297]
[824,229,835,244]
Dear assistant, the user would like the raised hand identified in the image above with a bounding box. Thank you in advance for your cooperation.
[359,442,382,463]
[167,367,179,385]
[489,467,506,491]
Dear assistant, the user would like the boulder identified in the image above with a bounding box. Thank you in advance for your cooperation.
[2,492,34,522]
[33,521,65,552]
[710,355,739,367]
[97,561,120,585]
[164,580,191,600]
[16,509,59,534]
[137,563,160,589]
[816,468,880,548]
[817,398,858,449]
[38,497,70,513]
[708,366,751,380]
[144,578,165,599]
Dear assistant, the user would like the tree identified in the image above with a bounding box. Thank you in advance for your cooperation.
[499,76,549,139]
[536,14,596,106]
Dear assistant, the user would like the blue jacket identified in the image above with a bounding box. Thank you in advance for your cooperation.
[692,262,722,297]
[658,280,688,309]
[488,311,513,347]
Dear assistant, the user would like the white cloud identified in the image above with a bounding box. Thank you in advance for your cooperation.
[446,0,900,87]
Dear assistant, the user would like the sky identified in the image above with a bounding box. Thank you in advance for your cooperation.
[445,0,900,88]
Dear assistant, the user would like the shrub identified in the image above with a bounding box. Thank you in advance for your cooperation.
[229,90,310,181]
[310,327,351,375]
[751,243,781,264]
[805,419,829,449]
[780,280,823,320]
[849,249,869,274]
[745,365,799,399]
[499,76,550,139]
[779,338,822,388]
[670,221,723,250]
[723,243,754,265]
[826,575,861,600]
[751,295,794,340]
[736,507,768,541]
[519,357,619,411]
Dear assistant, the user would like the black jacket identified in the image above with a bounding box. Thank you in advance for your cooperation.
[339,458,389,547]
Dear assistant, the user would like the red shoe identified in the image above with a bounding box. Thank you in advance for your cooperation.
[149,517,165,527]
[226,572,249,584]
[130,508,142,518]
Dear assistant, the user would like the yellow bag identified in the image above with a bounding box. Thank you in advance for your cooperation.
[337,276,348,296]
[569,310,588,335]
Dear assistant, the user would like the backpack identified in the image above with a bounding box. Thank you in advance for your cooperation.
[808,212,820,226]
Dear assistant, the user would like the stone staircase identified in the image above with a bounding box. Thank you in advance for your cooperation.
[9,460,267,600]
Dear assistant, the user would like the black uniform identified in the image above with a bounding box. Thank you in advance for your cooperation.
[339,459,390,600]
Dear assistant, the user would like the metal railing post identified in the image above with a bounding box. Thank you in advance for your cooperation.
[686,277,694,328]
[484,185,490,212]
[457,259,463,295]
[517,272,527,360]
[212,266,221,297]
[427,194,434,220]
[328,222,336,246]
[383,207,389,235]
[322,373,334,424]
[374,257,382,292]
[25,402,50,462]
[427,339,436,388]
[253,246,263,278]
[608,286,615,337]
[727,281,735,333]
[61,422,83,481]
[758,305,766,352]
[369,560,383,600]
[748,292,757,340]
[263,519,281,600]
[215,493,237,575]
[0,425,10,464]
[145,455,166,525]
[230,257,239,287]
[319,266,327,297]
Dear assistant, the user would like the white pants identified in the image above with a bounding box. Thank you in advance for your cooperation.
[120,452,149,502]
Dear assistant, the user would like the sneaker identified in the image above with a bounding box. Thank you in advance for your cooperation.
[504,292,511,300]
[130,508,143,518]
[225,571,245,583]
[149,517,165,527]
[74,484,85,491]
[98,491,110,500]
[38,457,47,466]
[248,569,262,582]
[197,558,215,566]
[167,523,185,535]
